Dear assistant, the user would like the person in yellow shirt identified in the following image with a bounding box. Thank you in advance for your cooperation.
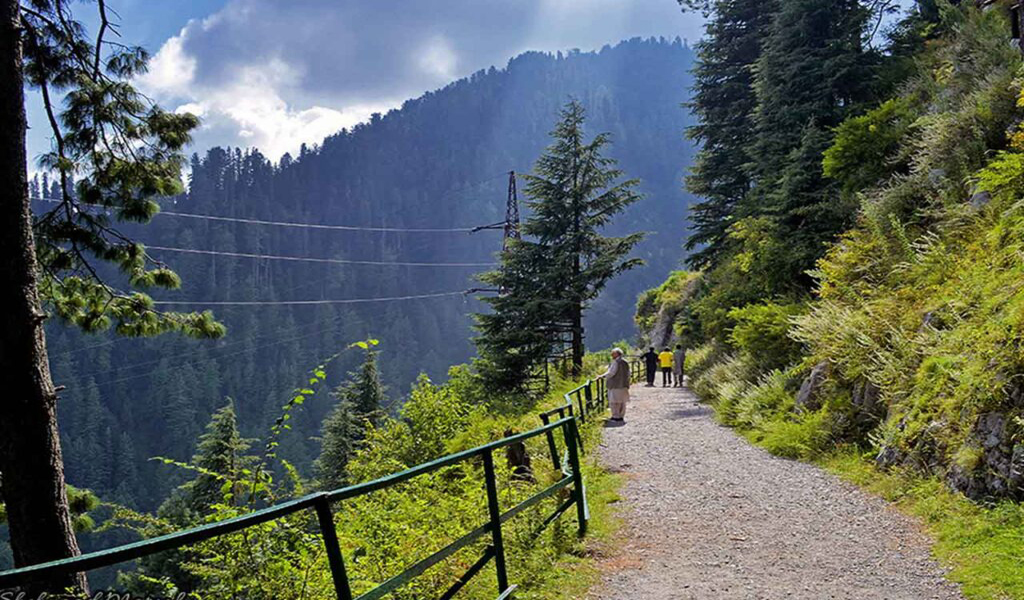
[658,347,674,387]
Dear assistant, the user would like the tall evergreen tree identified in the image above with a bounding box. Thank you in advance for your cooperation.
[134,402,250,594]
[179,401,249,515]
[476,100,643,387]
[747,0,876,288]
[1,2,221,591]
[344,348,386,425]
[315,349,386,489]
[314,401,358,491]
[684,0,778,269]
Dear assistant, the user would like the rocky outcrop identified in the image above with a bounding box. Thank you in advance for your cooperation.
[635,272,702,349]
[796,362,830,411]
[852,379,883,416]
[946,412,1024,500]
[648,304,678,349]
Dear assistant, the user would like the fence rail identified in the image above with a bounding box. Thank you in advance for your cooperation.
[0,377,613,599]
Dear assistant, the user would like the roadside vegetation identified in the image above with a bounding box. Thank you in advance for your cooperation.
[102,350,621,599]
[641,3,1024,598]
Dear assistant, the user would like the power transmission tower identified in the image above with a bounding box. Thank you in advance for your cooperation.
[503,170,520,251]
[469,169,522,296]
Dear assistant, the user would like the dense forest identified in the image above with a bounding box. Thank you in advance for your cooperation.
[29,37,696,515]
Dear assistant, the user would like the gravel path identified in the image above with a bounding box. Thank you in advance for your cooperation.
[590,383,964,600]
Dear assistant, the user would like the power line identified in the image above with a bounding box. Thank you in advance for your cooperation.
[49,269,340,360]
[49,338,119,358]
[145,245,496,268]
[78,311,351,379]
[99,318,351,386]
[153,210,481,233]
[29,181,505,233]
[84,291,473,385]
[152,290,470,307]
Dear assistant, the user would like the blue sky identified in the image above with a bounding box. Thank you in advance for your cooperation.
[26,0,704,166]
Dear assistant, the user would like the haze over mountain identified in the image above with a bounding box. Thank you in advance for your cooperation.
[38,37,696,512]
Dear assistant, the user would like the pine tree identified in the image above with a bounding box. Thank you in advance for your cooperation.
[476,100,644,387]
[2,3,222,590]
[183,401,249,514]
[684,0,778,269]
[314,349,386,489]
[135,402,249,594]
[314,401,358,491]
[746,0,876,288]
[345,349,387,423]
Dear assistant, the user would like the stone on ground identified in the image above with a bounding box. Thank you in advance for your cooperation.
[589,384,963,600]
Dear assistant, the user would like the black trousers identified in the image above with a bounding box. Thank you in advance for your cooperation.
[645,365,656,385]
[661,367,672,386]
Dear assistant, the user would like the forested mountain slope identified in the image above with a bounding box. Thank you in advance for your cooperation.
[38,37,696,511]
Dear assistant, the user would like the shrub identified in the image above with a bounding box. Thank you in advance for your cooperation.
[754,409,833,460]
[727,301,805,372]
[823,97,916,194]
[732,370,797,430]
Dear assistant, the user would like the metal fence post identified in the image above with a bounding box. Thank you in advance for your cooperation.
[576,390,586,424]
[314,495,353,600]
[565,418,588,537]
[482,450,510,594]
[539,413,561,471]
[583,382,593,413]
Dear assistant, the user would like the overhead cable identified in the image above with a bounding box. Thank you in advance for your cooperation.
[152,290,470,307]
[145,245,496,268]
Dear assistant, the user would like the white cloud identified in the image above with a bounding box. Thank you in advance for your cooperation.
[135,0,700,162]
[140,33,195,97]
[144,51,392,159]
[417,35,459,80]
[174,102,206,117]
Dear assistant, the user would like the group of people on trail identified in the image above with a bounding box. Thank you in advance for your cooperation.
[598,344,686,424]
[643,345,685,388]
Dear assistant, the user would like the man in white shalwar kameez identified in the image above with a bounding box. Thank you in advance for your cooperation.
[599,348,631,422]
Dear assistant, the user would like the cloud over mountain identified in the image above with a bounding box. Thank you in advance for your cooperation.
[140,0,699,159]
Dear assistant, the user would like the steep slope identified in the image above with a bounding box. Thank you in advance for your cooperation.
[41,37,697,510]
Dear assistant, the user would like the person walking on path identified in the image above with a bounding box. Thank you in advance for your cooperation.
[599,348,631,422]
[658,348,674,387]
[642,347,658,387]
[672,344,686,388]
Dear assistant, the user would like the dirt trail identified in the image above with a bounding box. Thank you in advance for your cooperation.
[589,383,963,600]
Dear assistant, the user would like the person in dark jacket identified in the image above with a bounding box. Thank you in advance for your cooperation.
[642,346,658,387]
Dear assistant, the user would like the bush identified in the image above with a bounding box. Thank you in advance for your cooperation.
[727,301,805,372]
[823,97,916,195]
[732,370,797,430]
[754,409,833,460]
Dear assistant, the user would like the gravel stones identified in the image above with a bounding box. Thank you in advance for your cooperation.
[589,384,964,600]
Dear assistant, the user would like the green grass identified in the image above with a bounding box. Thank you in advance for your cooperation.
[822,451,1024,600]
[515,461,624,599]
[501,380,625,599]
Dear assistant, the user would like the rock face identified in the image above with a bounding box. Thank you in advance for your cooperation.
[796,362,830,410]
[946,412,1024,500]
[648,305,677,349]
[852,379,883,416]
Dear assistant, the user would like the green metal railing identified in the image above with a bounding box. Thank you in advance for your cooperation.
[630,358,643,385]
[0,378,612,599]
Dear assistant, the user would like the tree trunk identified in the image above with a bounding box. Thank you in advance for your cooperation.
[570,301,583,379]
[0,2,88,595]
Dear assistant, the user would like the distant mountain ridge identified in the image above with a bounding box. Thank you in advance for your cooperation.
[40,37,698,513]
